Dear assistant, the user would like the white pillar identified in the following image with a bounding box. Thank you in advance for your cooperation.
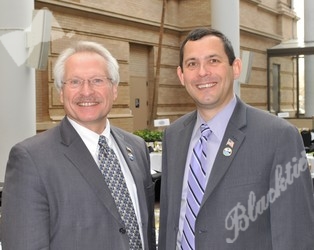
[211,0,240,96]
[0,0,36,182]
[304,0,314,117]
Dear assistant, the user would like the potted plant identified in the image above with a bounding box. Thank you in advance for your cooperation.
[133,129,163,152]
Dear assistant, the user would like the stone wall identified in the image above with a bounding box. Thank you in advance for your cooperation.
[35,0,298,132]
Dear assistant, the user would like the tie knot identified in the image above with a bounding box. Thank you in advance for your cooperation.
[200,123,211,139]
[98,135,108,148]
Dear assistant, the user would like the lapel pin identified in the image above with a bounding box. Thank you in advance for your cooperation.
[128,153,134,161]
[126,147,134,161]
[223,147,232,157]
[226,138,234,148]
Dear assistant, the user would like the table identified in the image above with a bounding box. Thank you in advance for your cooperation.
[307,154,314,179]
[150,152,162,173]
[150,152,162,201]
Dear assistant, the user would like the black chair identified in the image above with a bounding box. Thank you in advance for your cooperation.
[301,130,312,153]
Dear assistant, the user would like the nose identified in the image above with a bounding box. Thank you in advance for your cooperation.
[198,62,211,77]
[80,80,95,94]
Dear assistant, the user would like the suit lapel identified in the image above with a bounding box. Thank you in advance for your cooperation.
[168,112,197,219]
[202,98,247,205]
[59,118,122,223]
[110,127,149,225]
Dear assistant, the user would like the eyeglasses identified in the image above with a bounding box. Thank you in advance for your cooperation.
[62,76,113,89]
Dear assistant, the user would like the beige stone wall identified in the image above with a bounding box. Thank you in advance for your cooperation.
[35,0,299,132]
[239,0,297,114]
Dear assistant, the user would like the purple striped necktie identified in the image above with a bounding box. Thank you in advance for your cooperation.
[181,123,211,250]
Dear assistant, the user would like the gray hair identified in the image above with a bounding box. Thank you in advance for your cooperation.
[53,41,120,92]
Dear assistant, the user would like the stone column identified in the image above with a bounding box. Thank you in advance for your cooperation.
[0,0,36,181]
[304,0,314,117]
[211,0,240,96]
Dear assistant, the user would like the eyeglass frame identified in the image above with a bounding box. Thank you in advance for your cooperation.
[61,76,113,89]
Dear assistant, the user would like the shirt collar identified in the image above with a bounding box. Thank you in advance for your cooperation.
[195,95,237,142]
[66,116,111,148]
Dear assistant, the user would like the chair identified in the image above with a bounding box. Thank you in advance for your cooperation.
[301,130,312,153]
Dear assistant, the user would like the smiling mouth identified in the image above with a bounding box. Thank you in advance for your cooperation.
[198,82,217,89]
[77,102,98,106]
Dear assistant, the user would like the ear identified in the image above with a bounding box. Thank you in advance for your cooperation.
[232,58,242,80]
[59,89,64,104]
[177,66,185,86]
[112,84,118,101]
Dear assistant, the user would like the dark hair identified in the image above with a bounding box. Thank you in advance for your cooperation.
[179,27,236,69]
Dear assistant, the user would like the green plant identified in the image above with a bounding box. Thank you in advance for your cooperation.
[133,129,163,142]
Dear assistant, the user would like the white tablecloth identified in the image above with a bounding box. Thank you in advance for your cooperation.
[150,152,162,173]
[307,154,314,178]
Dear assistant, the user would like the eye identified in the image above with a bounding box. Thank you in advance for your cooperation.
[90,78,105,85]
[70,79,82,85]
[208,58,220,65]
[186,61,199,69]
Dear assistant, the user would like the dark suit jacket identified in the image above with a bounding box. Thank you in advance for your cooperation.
[1,117,156,250]
[158,97,314,250]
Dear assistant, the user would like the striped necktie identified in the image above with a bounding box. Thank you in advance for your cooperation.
[98,135,142,250]
[181,124,211,250]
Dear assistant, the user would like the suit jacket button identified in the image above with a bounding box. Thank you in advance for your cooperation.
[119,227,126,234]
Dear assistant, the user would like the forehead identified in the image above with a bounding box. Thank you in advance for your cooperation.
[64,52,107,75]
[184,35,225,58]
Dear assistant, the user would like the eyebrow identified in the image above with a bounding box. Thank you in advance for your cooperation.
[184,54,221,64]
[205,54,221,59]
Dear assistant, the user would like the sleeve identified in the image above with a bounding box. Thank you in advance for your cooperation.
[1,144,50,250]
[141,137,157,250]
[269,124,314,249]
[157,128,169,250]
